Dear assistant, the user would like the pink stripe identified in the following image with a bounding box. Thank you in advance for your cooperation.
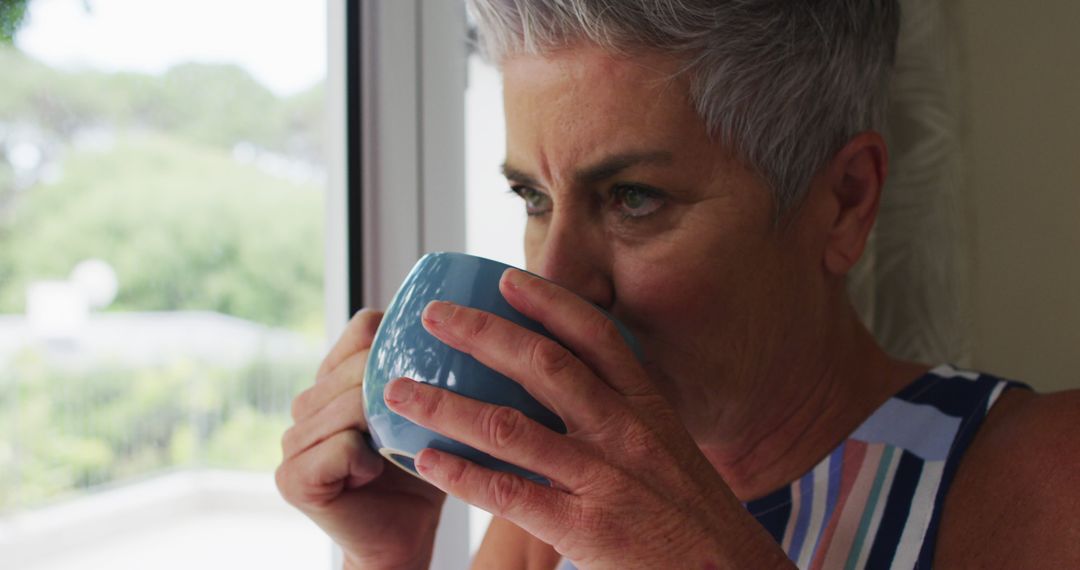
[809,440,867,570]
[808,443,866,569]
[819,442,885,569]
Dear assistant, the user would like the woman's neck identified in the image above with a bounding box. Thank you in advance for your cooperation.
[696,309,929,501]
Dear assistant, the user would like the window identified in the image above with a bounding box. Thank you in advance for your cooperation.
[466,47,524,270]
[0,1,333,567]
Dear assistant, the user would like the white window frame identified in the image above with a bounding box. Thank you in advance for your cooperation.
[326,1,470,568]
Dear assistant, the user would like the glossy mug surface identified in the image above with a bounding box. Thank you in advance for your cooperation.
[363,252,637,484]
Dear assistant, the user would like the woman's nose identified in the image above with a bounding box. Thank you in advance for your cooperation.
[531,217,614,310]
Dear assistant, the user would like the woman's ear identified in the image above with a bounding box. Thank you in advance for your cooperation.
[820,131,887,276]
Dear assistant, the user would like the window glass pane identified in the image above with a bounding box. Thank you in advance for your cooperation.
[0,1,330,567]
[466,38,523,269]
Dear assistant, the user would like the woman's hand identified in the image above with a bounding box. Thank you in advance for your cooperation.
[276,309,446,570]
[384,269,792,569]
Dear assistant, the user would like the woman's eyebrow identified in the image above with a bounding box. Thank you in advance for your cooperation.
[501,150,674,188]
[575,150,673,184]
[501,163,540,187]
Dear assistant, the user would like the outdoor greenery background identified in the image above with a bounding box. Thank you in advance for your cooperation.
[0,43,326,511]
[0,0,29,44]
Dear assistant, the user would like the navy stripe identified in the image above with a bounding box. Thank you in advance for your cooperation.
[900,375,998,417]
[745,484,792,545]
[865,449,924,567]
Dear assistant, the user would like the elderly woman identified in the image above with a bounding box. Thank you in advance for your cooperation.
[276,1,1079,568]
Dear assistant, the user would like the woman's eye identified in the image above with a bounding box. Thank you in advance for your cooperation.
[511,186,552,216]
[612,185,663,218]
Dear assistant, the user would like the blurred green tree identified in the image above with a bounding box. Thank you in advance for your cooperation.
[0,0,29,43]
[0,132,324,330]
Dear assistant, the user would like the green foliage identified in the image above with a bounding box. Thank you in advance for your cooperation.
[0,46,325,161]
[204,408,291,470]
[156,63,284,150]
[0,348,320,510]
[0,44,326,330]
[0,0,29,43]
[0,132,324,328]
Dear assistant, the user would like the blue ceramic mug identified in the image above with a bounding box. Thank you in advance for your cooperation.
[363,252,638,484]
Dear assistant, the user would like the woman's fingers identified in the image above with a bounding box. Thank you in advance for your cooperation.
[420,301,623,433]
[282,385,367,461]
[276,429,384,509]
[292,349,370,422]
[412,447,573,548]
[384,377,597,491]
[316,309,383,381]
[499,269,653,398]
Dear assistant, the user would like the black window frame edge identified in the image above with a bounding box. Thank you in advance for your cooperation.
[346,0,364,316]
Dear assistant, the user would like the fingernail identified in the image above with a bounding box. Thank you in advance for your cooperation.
[423,301,454,324]
[415,449,440,473]
[501,270,534,312]
[503,268,526,290]
[384,378,416,405]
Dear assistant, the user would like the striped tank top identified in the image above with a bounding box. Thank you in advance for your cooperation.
[559,364,1027,570]
[747,364,1026,568]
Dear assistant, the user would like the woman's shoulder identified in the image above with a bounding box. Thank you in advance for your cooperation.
[935,387,1080,566]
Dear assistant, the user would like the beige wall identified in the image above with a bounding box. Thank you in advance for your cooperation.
[959,0,1080,392]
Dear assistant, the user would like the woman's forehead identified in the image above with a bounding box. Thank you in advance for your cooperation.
[501,47,712,177]
[502,46,689,109]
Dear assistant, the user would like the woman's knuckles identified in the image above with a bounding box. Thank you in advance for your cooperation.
[530,337,576,379]
[625,428,672,467]
[481,470,538,520]
[482,405,529,451]
[276,461,329,510]
[341,432,383,484]
[414,383,447,419]
[580,412,666,471]
[585,311,622,349]
[286,434,378,509]
[273,464,297,504]
[460,307,497,342]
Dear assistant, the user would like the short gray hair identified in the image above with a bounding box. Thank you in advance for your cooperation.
[467,0,900,213]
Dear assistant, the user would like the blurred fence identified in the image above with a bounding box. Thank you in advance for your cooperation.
[0,311,322,513]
